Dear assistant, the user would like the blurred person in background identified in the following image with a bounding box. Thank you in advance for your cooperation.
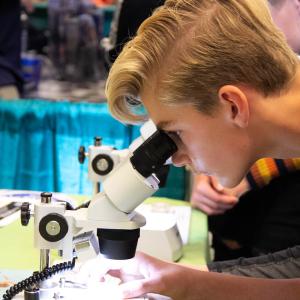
[0,0,34,99]
[268,0,300,53]
[102,0,165,69]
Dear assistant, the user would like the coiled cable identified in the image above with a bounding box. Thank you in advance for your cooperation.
[2,258,76,300]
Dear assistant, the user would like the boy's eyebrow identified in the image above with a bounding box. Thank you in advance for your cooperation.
[156,120,176,131]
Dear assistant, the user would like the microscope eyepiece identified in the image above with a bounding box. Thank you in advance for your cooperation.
[130,130,177,178]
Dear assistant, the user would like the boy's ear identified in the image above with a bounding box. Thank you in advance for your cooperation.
[218,85,250,128]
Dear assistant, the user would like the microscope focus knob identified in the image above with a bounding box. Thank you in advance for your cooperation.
[39,213,68,242]
[21,202,31,226]
[92,153,114,176]
[78,146,86,164]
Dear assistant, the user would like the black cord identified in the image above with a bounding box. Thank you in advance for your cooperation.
[2,258,76,300]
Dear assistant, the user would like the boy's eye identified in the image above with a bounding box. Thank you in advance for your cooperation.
[166,131,182,143]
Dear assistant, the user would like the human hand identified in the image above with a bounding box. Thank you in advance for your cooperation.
[106,252,199,299]
[190,174,249,215]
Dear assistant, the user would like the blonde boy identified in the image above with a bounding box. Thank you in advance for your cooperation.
[104,0,300,298]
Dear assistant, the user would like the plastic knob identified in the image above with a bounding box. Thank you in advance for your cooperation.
[78,146,86,164]
[94,136,102,146]
[21,202,31,226]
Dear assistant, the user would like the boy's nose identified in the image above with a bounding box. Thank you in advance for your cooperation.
[172,150,190,168]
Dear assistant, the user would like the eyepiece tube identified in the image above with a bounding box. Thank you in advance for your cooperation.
[130,130,177,178]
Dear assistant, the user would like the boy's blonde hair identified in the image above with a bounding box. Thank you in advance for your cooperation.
[106,0,298,124]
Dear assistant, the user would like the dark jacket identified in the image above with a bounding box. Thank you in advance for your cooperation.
[0,0,23,92]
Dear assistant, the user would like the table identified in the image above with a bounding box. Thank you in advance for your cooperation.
[0,196,209,298]
[0,197,208,270]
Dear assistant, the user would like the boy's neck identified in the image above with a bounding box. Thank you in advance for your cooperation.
[249,64,300,159]
[266,65,300,157]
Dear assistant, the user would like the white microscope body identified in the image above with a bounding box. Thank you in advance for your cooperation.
[23,121,179,268]
[77,121,183,262]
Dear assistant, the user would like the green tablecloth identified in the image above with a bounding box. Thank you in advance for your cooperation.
[0,197,208,270]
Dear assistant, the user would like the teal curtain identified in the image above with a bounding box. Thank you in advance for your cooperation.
[0,99,186,199]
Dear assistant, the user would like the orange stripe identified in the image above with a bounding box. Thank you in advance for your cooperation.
[249,160,265,188]
[258,158,279,185]
[250,158,300,188]
[282,158,297,171]
[266,158,280,177]
[250,158,280,187]
[291,158,300,169]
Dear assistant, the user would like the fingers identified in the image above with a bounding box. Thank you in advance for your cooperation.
[107,269,144,283]
[195,177,237,203]
[193,197,236,215]
[191,189,238,214]
[191,188,238,213]
[107,269,122,278]
[120,279,149,298]
[77,256,107,277]
[210,176,224,192]
[106,252,169,298]
[77,255,133,283]
[204,184,238,204]
[106,252,153,283]
[193,201,228,215]
[120,278,164,299]
[106,252,182,299]
[196,192,237,208]
[190,174,239,215]
[194,199,236,215]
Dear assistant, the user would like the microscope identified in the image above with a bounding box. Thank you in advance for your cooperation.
[3,122,177,300]
[77,122,184,263]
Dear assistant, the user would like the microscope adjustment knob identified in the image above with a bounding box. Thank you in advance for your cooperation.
[21,202,31,226]
[78,146,86,164]
[41,192,52,203]
[39,213,68,242]
[94,136,102,146]
[92,153,114,176]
